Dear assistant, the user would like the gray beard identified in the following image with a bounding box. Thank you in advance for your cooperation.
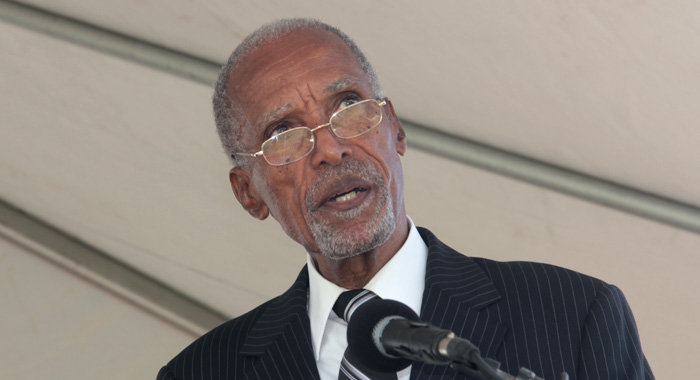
[305,161,396,260]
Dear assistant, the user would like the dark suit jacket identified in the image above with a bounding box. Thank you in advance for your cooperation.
[158,227,654,379]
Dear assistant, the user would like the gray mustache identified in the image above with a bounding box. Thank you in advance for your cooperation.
[305,160,384,212]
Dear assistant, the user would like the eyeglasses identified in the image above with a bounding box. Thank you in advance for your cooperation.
[232,98,387,166]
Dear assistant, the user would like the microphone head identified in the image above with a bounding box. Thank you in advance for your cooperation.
[346,298,419,372]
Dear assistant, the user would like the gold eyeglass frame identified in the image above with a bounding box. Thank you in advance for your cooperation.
[232,98,387,166]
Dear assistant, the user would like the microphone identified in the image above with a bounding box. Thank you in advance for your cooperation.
[347,299,564,380]
[346,299,482,373]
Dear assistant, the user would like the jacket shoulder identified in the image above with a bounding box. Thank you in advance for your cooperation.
[472,257,609,296]
[418,226,610,301]
[157,299,272,380]
[156,265,312,380]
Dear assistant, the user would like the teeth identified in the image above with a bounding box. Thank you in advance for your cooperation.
[334,190,359,202]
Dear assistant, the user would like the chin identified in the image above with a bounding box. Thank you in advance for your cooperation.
[313,202,396,260]
[304,159,398,259]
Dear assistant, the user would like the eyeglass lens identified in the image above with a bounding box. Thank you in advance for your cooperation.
[330,100,382,138]
[261,100,383,165]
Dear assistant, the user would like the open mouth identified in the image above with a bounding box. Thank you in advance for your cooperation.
[329,187,367,203]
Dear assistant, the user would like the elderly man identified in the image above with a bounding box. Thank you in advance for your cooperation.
[157,19,653,380]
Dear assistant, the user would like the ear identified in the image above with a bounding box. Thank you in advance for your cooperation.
[229,167,269,220]
[385,98,407,156]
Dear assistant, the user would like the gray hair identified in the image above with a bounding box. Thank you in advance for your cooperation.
[212,18,384,166]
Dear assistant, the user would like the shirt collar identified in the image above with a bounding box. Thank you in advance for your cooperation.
[306,217,428,360]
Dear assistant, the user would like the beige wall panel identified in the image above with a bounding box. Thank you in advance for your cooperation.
[0,21,295,315]
[0,235,195,380]
[16,0,700,207]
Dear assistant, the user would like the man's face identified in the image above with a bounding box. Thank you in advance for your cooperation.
[228,29,407,260]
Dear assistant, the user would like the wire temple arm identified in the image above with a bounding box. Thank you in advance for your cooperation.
[231,151,263,158]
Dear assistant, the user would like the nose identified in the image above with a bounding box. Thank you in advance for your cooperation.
[309,124,352,167]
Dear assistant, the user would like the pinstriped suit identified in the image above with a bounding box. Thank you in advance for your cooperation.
[157,227,654,379]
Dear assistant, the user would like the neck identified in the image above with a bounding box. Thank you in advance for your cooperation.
[310,217,410,289]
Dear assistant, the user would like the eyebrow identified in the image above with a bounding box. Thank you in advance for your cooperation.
[324,76,361,95]
[256,103,292,131]
[255,77,361,131]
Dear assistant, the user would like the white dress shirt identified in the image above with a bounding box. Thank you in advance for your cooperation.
[307,217,428,380]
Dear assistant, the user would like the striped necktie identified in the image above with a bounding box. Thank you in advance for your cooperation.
[333,289,399,380]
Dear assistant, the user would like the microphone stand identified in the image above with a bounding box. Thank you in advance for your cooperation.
[361,303,571,380]
[442,332,569,380]
[451,359,569,380]
[384,320,570,380]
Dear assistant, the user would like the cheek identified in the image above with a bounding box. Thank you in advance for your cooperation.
[371,128,404,182]
[359,128,388,152]
[372,127,398,154]
[267,167,308,215]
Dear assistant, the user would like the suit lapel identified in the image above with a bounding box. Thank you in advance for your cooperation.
[236,228,506,379]
[413,228,508,379]
[240,266,320,380]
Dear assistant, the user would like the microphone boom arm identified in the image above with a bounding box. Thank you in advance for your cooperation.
[380,318,568,380]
